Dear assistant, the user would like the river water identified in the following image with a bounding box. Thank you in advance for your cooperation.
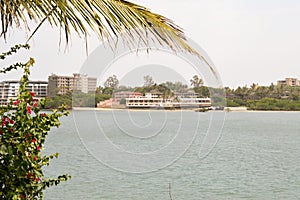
[44,110,300,199]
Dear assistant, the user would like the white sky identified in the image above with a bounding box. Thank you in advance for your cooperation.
[0,0,300,88]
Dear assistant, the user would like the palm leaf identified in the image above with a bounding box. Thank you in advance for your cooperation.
[0,0,215,67]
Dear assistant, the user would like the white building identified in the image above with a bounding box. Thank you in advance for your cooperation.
[74,73,88,93]
[125,93,211,109]
[88,77,97,93]
[74,73,97,93]
[126,93,163,108]
[0,81,48,106]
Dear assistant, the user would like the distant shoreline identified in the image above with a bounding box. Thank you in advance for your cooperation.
[71,107,300,113]
[72,107,195,112]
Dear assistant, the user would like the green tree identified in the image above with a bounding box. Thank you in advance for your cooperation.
[143,75,155,87]
[157,84,173,100]
[163,81,188,93]
[190,75,204,88]
[190,75,205,97]
[104,75,119,90]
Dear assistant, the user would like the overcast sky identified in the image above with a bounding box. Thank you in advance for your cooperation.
[0,0,300,88]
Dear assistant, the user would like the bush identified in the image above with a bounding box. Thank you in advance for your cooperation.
[0,45,70,199]
[226,99,240,107]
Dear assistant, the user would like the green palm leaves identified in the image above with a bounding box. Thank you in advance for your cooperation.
[0,0,195,53]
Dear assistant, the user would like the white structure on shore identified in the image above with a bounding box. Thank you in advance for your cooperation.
[126,93,211,109]
[0,80,47,106]
[126,93,163,108]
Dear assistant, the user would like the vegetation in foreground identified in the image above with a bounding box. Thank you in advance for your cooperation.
[1,1,206,199]
[0,45,70,199]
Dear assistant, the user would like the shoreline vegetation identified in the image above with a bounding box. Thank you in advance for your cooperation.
[71,107,300,112]
[45,75,300,112]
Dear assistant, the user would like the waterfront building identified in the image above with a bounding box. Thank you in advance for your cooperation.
[113,91,142,102]
[0,80,47,106]
[73,73,97,93]
[48,74,74,96]
[277,78,300,87]
[88,77,97,93]
[48,73,97,96]
[174,97,211,108]
[125,92,211,109]
[126,93,164,108]
[97,91,142,108]
[174,91,199,98]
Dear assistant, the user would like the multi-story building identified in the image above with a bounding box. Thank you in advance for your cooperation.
[48,73,97,96]
[73,73,97,93]
[0,80,47,106]
[48,74,74,97]
[277,78,300,87]
[87,77,97,93]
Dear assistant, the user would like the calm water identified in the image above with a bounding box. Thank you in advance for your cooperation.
[44,111,300,199]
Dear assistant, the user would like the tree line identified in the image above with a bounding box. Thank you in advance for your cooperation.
[225,83,300,110]
[45,75,210,108]
[45,75,300,111]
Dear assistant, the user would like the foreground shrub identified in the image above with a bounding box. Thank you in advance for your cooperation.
[0,44,70,199]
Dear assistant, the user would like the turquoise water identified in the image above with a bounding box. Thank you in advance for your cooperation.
[44,111,300,199]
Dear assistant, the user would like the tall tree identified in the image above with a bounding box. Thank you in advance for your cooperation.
[190,75,204,88]
[143,75,155,87]
[163,81,188,93]
[104,75,119,89]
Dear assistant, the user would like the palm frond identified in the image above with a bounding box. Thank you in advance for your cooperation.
[0,0,198,55]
